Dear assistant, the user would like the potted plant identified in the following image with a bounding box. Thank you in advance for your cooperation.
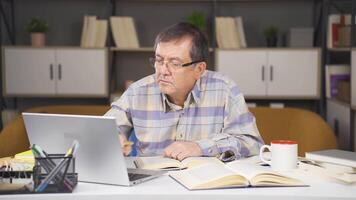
[25,17,49,47]
[264,25,278,47]
[187,11,207,32]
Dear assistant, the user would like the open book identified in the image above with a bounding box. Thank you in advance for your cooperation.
[169,162,306,190]
[134,156,222,170]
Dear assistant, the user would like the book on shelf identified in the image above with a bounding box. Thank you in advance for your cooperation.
[134,156,222,170]
[325,65,350,98]
[80,16,108,48]
[327,14,356,48]
[80,15,96,47]
[110,16,140,48]
[235,17,247,48]
[215,16,246,49]
[94,19,108,48]
[80,15,90,47]
[169,162,306,190]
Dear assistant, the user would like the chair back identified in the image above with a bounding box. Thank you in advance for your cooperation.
[250,107,337,156]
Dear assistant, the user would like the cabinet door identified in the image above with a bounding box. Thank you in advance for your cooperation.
[352,51,356,108]
[55,49,108,96]
[4,48,56,96]
[215,50,267,97]
[327,99,351,150]
[267,50,319,98]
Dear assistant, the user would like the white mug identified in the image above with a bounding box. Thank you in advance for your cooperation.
[259,140,298,171]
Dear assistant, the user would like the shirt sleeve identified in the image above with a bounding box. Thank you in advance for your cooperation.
[196,83,264,162]
[104,88,133,140]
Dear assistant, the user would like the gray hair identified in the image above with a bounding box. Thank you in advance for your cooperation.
[154,22,208,62]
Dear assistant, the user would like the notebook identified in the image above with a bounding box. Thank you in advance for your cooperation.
[23,112,164,186]
[305,149,356,168]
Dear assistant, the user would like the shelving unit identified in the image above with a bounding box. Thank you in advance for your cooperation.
[0,0,329,127]
[322,0,355,151]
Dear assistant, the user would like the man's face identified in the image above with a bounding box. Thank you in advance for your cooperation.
[154,38,205,99]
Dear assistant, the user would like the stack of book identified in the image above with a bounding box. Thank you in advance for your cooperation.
[80,16,108,48]
[327,14,356,48]
[325,65,350,99]
[215,16,247,49]
[301,149,356,184]
[110,16,140,48]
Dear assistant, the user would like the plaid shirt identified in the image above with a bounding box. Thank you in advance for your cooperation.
[105,70,264,161]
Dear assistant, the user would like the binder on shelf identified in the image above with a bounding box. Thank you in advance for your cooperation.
[81,16,108,48]
[327,14,356,48]
[325,65,350,98]
[215,16,246,49]
[110,16,140,48]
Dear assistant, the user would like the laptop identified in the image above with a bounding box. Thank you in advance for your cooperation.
[23,112,164,186]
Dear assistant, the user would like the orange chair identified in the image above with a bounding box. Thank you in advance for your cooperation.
[0,105,110,158]
[0,105,337,158]
[250,107,337,156]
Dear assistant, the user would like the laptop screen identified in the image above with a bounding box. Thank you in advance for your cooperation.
[23,112,131,185]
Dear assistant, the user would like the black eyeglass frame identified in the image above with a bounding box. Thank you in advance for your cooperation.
[149,57,204,68]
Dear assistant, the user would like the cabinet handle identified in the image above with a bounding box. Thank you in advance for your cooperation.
[270,65,273,81]
[58,64,62,80]
[50,64,54,80]
[262,65,265,81]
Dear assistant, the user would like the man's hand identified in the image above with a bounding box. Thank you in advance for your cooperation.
[164,141,202,161]
[119,134,132,156]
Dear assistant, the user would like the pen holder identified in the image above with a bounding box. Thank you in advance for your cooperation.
[33,154,77,193]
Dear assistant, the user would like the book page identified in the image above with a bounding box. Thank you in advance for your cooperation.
[226,162,304,186]
[180,157,223,169]
[135,156,183,170]
[169,163,248,190]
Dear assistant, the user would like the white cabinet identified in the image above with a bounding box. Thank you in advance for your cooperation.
[215,49,320,99]
[327,99,351,150]
[3,47,108,97]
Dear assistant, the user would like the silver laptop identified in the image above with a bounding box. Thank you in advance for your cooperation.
[23,112,164,186]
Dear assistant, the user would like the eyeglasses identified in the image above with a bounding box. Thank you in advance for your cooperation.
[149,57,203,70]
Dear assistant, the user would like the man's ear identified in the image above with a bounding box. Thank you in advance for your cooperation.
[194,62,206,79]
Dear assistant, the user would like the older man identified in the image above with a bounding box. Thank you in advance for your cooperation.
[105,22,264,161]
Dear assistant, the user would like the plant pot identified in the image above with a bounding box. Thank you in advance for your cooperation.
[31,33,45,47]
[266,36,277,47]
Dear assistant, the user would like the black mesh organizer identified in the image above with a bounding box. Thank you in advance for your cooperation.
[0,153,77,194]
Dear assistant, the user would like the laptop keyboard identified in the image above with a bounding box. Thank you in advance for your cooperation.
[128,173,151,181]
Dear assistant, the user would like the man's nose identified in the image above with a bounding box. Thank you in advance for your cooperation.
[158,62,170,74]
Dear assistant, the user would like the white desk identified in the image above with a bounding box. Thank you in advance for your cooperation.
[1,158,356,200]
[1,172,356,200]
